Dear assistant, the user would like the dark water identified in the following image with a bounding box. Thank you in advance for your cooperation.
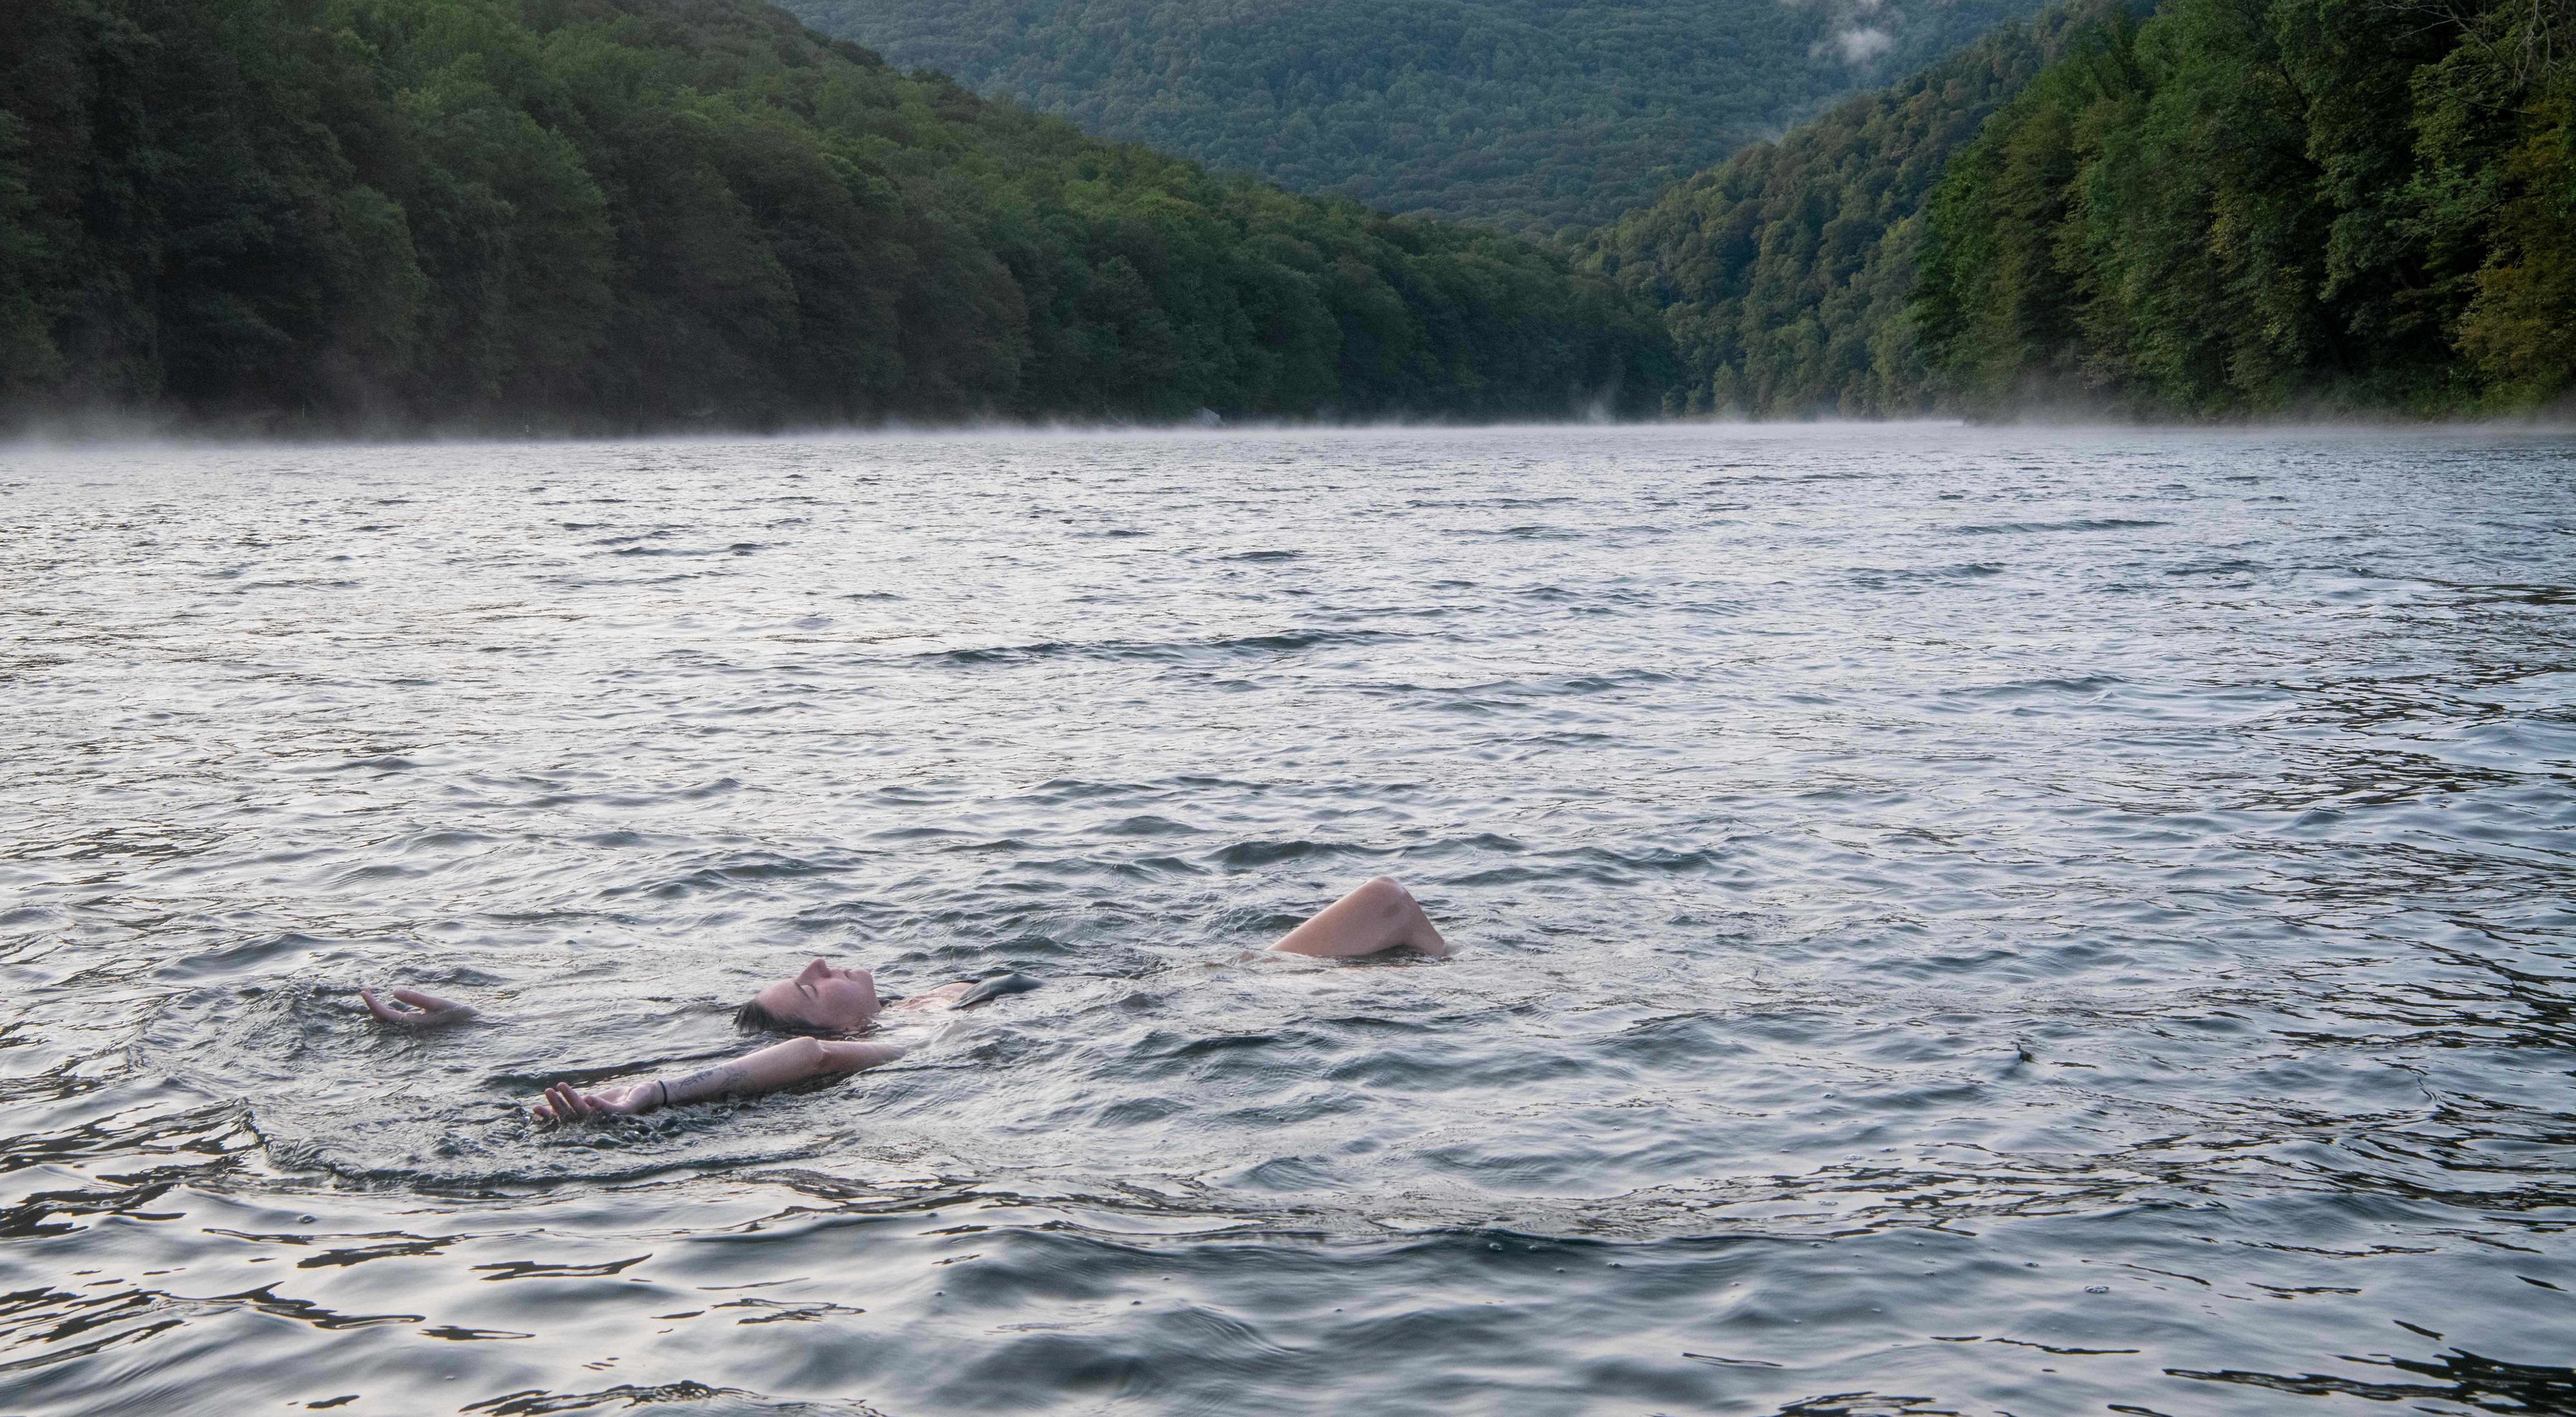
[3,426,2572,1416]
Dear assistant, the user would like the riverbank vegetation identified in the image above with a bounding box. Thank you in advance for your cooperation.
[1913,0,2576,416]
[1587,0,2576,418]
[0,0,1674,434]
[1577,6,2101,416]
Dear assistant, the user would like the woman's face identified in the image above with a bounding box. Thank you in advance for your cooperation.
[751,958,882,1032]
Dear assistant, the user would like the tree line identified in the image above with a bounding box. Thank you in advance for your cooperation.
[1586,0,2575,417]
[1915,0,2575,415]
[1577,6,2090,416]
[0,0,1675,433]
[10,0,2565,432]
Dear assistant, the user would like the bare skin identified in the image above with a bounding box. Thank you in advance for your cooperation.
[1267,876,1448,959]
[359,988,475,1027]
[361,875,1445,1125]
[534,1036,905,1121]
[741,959,988,1034]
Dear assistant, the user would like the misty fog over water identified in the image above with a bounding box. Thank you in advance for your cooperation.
[3,425,2571,1414]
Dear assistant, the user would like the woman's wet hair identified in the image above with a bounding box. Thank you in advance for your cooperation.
[732,999,835,1035]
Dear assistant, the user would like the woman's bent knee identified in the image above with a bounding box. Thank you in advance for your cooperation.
[1359,875,1408,905]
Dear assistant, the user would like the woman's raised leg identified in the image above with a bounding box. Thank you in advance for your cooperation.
[1268,877,1448,958]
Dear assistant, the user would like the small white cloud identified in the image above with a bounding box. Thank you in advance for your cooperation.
[1833,25,1893,62]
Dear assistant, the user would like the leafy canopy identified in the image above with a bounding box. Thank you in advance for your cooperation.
[1913,0,2576,415]
[1578,3,2125,416]
[0,0,1678,432]
[1585,0,2576,418]
[777,0,2046,235]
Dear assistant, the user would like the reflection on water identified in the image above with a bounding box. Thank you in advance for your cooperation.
[2,424,2572,1414]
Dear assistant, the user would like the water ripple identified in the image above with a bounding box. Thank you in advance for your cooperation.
[2,425,2573,1413]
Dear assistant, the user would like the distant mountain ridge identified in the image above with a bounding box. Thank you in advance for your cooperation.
[775,0,2047,234]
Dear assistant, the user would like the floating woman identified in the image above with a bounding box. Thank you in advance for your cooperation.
[357,875,1448,1123]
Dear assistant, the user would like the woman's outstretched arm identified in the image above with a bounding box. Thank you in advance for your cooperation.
[534,1036,904,1122]
[1268,877,1448,958]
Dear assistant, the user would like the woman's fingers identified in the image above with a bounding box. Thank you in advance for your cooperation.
[534,1081,657,1125]
[359,988,410,1022]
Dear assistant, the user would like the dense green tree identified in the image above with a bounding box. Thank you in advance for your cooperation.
[1582,3,2125,415]
[0,0,1675,432]
[1913,10,2140,410]
[1596,0,2575,420]
[0,113,62,398]
[1915,0,2576,414]
[2425,0,2576,401]
[777,0,2047,234]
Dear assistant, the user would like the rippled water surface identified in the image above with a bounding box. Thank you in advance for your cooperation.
[4,425,2573,1416]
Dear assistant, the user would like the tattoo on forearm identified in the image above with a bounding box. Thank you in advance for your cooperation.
[670,1065,745,1101]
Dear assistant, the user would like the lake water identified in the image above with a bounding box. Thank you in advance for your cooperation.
[3,424,2572,1416]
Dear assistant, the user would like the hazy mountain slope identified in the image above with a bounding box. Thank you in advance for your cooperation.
[1579,1,2121,415]
[0,0,1675,432]
[775,0,2045,234]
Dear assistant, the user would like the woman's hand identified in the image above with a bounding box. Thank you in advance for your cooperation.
[532,1080,657,1123]
[359,987,476,1027]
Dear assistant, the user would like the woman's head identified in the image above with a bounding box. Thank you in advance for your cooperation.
[737,958,880,1034]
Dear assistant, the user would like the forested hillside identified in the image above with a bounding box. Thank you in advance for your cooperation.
[776,0,2041,234]
[0,0,1674,433]
[1578,4,2110,416]
[1915,0,2576,416]
[1587,0,2575,419]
